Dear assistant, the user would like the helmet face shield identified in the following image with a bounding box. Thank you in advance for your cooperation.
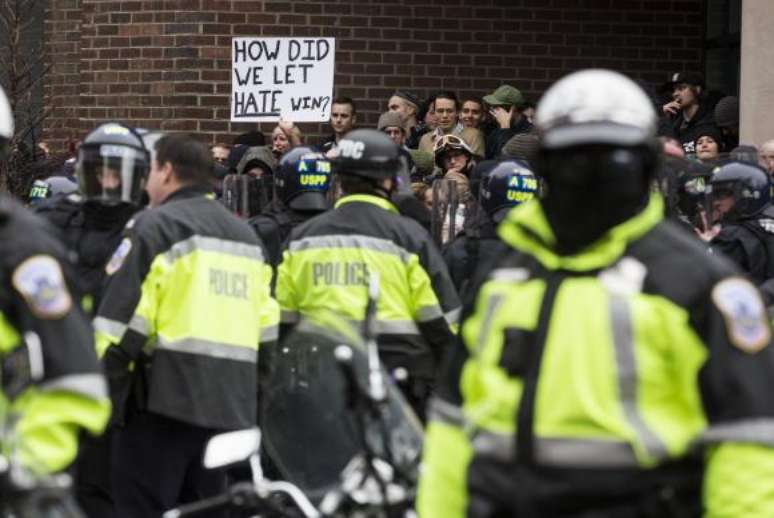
[77,144,148,204]
[221,174,268,218]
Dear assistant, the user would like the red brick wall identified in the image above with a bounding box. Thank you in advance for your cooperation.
[44,0,705,151]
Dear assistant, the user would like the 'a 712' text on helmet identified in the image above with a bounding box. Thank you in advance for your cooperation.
[76,122,150,205]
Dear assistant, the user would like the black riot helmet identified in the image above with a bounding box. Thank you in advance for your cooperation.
[479,159,539,223]
[331,129,401,180]
[76,122,149,205]
[709,161,771,223]
[275,146,331,211]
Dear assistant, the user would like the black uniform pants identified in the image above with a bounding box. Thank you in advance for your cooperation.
[74,430,114,518]
[111,412,227,518]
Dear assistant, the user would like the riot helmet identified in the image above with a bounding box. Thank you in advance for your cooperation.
[331,129,401,180]
[535,69,659,254]
[136,128,166,165]
[75,122,149,205]
[275,146,331,211]
[657,156,712,228]
[479,159,539,223]
[708,161,771,223]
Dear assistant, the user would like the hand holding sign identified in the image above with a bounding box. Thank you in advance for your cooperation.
[231,37,335,123]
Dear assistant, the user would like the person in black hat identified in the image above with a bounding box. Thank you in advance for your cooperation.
[695,125,724,164]
[659,72,720,157]
[714,96,740,151]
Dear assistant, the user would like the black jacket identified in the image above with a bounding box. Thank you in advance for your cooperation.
[33,195,137,312]
[485,116,533,159]
[660,102,718,156]
[248,205,322,270]
[711,205,774,286]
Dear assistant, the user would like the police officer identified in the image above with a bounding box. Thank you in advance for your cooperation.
[33,124,150,517]
[33,122,149,313]
[706,161,774,285]
[418,70,774,517]
[93,134,279,517]
[248,146,331,270]
[443,159,538,298]
[0,87,110,478]
[276,129,461,420]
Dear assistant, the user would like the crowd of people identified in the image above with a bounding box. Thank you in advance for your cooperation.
[2,65,774,518]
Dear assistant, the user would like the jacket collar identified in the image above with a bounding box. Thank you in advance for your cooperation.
[161,184,212,205]
[497,193,664,272]
[335,194,399,214]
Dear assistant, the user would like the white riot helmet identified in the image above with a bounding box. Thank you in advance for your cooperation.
[535,69,657,150]
[0,85,14,143]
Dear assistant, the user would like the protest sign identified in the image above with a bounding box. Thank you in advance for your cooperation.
[231,37,335,123]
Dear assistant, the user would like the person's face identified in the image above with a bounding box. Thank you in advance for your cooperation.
[760,145,774,174]
[246,165,269,178]
[523,106,536,124]
[146,159,167,207]
[434,98,457,132]
[696,136,719,161]
[672,83,698,109]
[212,146,229,164]
[272,128,290,155]
[383,127,404,146]
[460,101,483,129]
[424,102,438,129]
[98,167,122,190]
[712,190,735,222]
[423,188,433,210]
[442,150,468,172]
[388,96,412,121]
[330,103,355,135]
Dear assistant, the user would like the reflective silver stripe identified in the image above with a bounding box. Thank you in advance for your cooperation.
[164,235,264,263]
[374,319,420,335]
[93,316,127,340]
[444,307,462,326]
[427,397,466,427]
[490,268,530,282]
[281,310,299,324]
[416,304,442,322]
[471,430,514,461]
[609,295,668,462]
[535,437,639,468]
[699,419,774,446]
[128,314,149,336]
[470,431,640,467]
[39,374,108,400]
[287,234,413,263]
[260,324,278,343]
[476,294,504,354]
[156,337,257,363]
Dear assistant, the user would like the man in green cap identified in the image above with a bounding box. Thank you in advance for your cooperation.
[483,84,533,159]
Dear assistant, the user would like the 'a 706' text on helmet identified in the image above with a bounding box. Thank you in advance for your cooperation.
[479,159,539,223]
[276,146,331,211]
[76,122,149,205]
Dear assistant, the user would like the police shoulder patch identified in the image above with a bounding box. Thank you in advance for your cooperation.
[712,277,771,354]
[105,237,132,276]
[12,255,72,319]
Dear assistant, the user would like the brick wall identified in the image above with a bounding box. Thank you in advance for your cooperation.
[44,0,705,151]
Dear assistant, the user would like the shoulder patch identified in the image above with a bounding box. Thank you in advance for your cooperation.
[12,255,72,319]
[105,237,132,276]
[712,277,771,354]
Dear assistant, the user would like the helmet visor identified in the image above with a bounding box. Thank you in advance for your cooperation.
[221,174,268,218]
[77,144,148,204]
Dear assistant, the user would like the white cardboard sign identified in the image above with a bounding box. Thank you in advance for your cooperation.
[231,37,335,123]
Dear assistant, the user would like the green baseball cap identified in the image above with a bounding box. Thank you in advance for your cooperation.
[483,85,524,107]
